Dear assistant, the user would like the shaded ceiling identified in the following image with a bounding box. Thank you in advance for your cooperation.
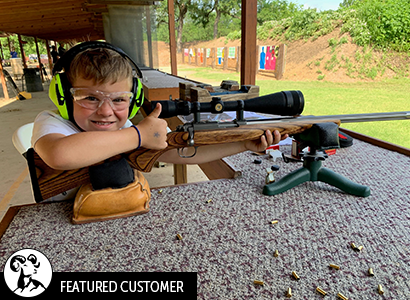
[0,0,157,41]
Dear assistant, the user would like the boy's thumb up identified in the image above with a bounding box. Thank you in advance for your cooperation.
[149,102,162,118]
[137,102,168,150]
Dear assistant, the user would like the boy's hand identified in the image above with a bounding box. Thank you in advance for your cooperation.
[136,103,168,150]
[244,130,288,153]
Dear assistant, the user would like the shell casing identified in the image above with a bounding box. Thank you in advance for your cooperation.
[286,287,292,297]
[316,287,327,296]
[368,267,374,276]
[176,234,183,240]
[253,280,264,286]
[357,245,364,251]
[329,264,340,270]
[274,249,279,257]
[292,271,300,280]
[271,220,279,224]
[350,242,357,249]
[206,199,213,203]
[337,292,348,300]
[378,284,384,295]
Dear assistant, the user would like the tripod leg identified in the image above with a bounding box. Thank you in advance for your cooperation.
[263,167,311,195]
[317,167,370,197]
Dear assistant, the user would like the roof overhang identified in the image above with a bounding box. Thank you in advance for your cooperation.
[0,0,159,41]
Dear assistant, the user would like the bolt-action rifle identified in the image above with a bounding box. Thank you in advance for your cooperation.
[26,91,410,202]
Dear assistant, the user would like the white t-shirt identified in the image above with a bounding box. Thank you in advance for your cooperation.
[31,110,133,202]
[31,110,133,148]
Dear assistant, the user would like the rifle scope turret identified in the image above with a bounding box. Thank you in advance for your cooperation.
[151,90,304,119]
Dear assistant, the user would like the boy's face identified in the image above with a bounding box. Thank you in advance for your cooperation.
[72,77,132,132]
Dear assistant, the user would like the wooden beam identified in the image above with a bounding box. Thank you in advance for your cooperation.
[87,0,157,5]
[0,17,91,27]
[34,37,44,82]
[0,9,89,19]
[45,39,53,75]
[168,0,177,75]
[0,0,83,7]
[17,34,27,69]
[30,28,103,41]
[240,0,257,86]
[0,63,10,100]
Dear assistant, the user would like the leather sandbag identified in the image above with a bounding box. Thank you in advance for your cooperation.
[72,171,151,224]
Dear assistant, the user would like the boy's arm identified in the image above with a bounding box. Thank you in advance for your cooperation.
[34,104,168,170]
[158,129,285,165]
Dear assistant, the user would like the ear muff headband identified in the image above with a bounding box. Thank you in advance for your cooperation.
[50,41,144,120]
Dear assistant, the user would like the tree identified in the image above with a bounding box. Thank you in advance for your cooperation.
[190,0,241,39]
[257,0,301,25]
[340,0,362,8]
[155,0,193,53]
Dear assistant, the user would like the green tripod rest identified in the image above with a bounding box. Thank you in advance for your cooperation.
[263,123,371,197]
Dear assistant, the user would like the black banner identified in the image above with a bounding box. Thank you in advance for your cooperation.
[1,272,197,299]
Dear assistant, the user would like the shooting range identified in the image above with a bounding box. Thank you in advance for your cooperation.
[1,0,410,299]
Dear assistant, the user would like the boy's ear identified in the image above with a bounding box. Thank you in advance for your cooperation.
[49,73,72,120]
[128,77,144,119]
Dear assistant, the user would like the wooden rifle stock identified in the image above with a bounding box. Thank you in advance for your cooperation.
[27,118,341,202]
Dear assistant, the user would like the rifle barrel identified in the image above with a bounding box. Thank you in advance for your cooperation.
[303,111,410,123]
[241,111,410,127]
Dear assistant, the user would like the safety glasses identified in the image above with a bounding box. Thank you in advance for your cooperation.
[70,88,133,111]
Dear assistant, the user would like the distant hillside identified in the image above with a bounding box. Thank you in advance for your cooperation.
[168,0,410,82]
[178,27,410,82]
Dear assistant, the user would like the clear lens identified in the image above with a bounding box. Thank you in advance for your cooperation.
[70,88,133,111]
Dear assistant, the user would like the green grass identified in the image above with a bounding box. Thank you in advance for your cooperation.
[176,67,410,149]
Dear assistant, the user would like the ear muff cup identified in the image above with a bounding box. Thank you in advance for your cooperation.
[128,77,144,119]
[49,73,73,120]
[50,41,144,120]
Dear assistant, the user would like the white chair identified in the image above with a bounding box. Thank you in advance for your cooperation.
[12,122,34,156]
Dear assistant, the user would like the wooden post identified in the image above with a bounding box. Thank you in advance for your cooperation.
[45,40,53,76]
[167,0,177,75]
[7,37,11,54]
[211,48,216,69]
[34,37,44,83]
[145,6,154,68]
[0,39,4,61]
[240,0,257,85]
[236,46,240,72]
[0,63,9,100]
[275,44,287,80]
[203,48,207,67]
[255,45,259,75]
[17,34,27,69]
[223,47,228,70]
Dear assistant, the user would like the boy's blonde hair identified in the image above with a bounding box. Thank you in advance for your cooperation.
[66,48,133,88]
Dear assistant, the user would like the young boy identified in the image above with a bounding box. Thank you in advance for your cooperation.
[32,45,285,181]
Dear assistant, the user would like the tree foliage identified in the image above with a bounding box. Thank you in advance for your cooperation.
[0,35,49,60]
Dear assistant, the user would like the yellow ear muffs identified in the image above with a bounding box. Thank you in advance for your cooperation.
[49,73,71,120]
[128,77,144,119]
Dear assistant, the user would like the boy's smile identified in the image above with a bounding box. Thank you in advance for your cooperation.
[72,77,132,132]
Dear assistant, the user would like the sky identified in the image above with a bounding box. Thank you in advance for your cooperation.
[291,0,344,11]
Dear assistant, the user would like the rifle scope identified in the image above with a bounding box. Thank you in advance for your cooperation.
[151,90,304,119]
